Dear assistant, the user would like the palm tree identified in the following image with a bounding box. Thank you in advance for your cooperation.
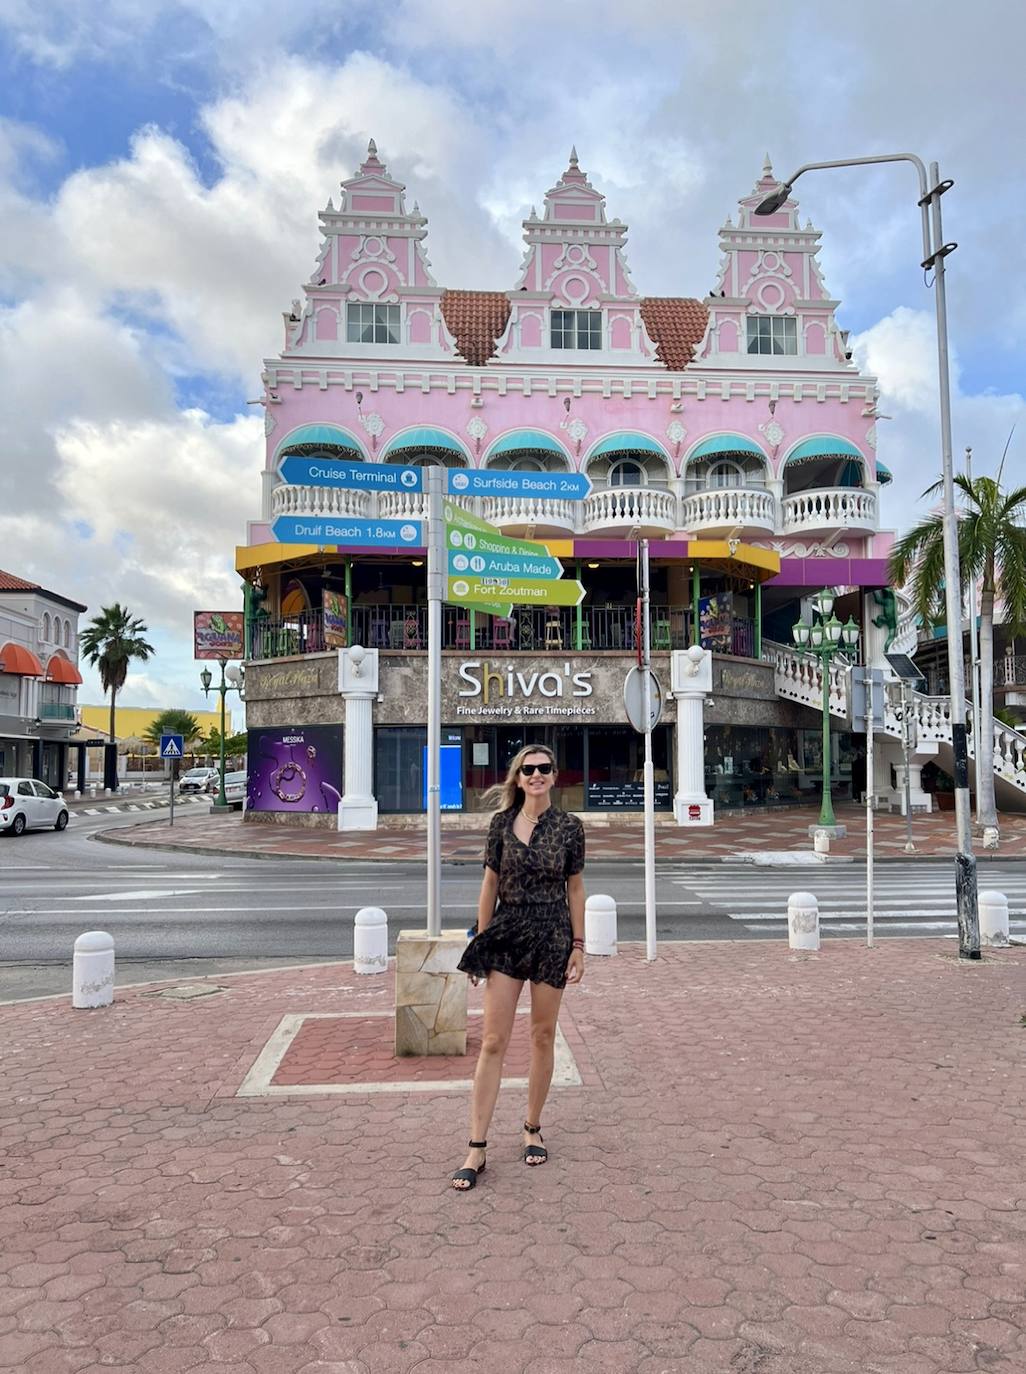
[142,710,202,751]
[79,604,155,746]
[889,470,1026,833]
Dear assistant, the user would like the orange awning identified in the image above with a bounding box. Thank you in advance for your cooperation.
[45,655,83,685]
[0,642,43,676]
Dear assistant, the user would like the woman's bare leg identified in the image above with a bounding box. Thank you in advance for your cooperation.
[524,980,564,1160]
[452,971,522,1188]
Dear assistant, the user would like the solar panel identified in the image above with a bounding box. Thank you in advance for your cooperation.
[885,652,926,684]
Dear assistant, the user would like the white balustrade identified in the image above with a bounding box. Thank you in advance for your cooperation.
[781,488,878,533]
[768,642,848,718]
[681,487,776,532]
[271,484,371,518]
[481,495,577,530]
[377,490,428,519]
[581,487,677,532]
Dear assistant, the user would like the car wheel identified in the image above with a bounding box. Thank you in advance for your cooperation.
[11,813,26,837]
[55,810,69,831]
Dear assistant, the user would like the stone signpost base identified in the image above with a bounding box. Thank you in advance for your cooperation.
[394,930,468,1057]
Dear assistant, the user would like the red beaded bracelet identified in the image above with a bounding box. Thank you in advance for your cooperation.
[572,938,585,950]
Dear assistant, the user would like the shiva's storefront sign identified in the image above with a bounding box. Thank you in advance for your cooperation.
[455,660,597,718]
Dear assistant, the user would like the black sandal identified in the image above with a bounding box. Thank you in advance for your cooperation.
[451,1140,487,1191]
[522,1121,547,1166]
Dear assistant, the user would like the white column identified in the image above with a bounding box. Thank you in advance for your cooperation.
[338,646,378,831]
[260,470,278,521]
[671,647,714,826]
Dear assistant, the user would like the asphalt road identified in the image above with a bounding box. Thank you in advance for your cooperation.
[2,809,1024,1001]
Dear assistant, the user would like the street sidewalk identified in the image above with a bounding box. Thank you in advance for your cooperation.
[2,939,1024,1372]
[99,802,1026,863]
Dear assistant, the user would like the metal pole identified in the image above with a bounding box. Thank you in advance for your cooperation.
[902,680,915,853]
[169,760,175,828]
[691,563,700,644]
[928,161,979,957]
[865,671,874,946]
[216,660,227,809]
[640,539,657,961]
[965,445,982,815]
[818,641,836,828]
[426,466,444,938]
[754,581,763,660]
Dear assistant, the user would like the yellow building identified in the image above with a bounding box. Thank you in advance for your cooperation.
[79,705,234,744]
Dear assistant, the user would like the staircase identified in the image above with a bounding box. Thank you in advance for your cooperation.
[767,641,1026,811]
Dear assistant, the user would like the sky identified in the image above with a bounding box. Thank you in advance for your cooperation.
[0,0,1023,714]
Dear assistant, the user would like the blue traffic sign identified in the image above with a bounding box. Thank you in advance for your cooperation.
[160,733,185,759]
[271,516,424,547]
[448,548,563,581]
[279,456,423,492]
[447,468,591,500]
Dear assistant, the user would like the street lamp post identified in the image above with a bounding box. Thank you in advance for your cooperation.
[793,591,860,832]
[200,661,244,811]
[756,152,980,958]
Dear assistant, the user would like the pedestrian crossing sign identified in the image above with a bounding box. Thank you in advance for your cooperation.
[160,733,185,759]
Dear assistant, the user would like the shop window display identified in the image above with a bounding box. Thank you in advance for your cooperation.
[704,725,852,810]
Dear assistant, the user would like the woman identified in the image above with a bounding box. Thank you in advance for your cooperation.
[450,744,586,1191]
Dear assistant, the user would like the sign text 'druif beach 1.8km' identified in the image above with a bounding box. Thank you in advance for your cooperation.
[270,516,424,547]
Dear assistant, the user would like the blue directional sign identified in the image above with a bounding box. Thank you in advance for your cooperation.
[160,733,185,760]
[447,468,591,500]
[448,548,563,581]
[271,516,424,547]
[279,456,423,493]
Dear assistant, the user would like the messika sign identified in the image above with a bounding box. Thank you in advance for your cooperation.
[456,660,596,717]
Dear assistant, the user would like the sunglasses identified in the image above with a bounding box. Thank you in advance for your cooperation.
[520,762,553,777]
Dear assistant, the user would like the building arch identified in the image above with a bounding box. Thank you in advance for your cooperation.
[682,433,770,490]
[781,435,867,494]
[584,431,672,488]
[483,429,573,472]
[381,426,470,468]
[274,424,366,469]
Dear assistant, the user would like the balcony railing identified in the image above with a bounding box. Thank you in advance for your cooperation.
[781,488,877,534]
[996,656,1026,689]
[249,606,756,659]
[270,478,880,537]
[39,701,77,721]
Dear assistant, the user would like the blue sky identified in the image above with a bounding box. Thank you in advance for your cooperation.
[0,0,1022,711]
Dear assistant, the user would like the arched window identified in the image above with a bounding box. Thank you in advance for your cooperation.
[64,622,72,648]
[42,613,51,641]
[710,460,745,488]
[609,460,645,487]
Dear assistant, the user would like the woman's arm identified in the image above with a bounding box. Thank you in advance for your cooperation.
[477,867,499,933]
[567,872,585,942]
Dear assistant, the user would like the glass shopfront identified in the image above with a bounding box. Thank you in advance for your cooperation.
[704,724,853,810]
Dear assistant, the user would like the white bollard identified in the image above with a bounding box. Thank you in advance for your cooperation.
[788,892,820,951]
[73,931,115,1009]
[813,829,830,855]
[584,893,618,956]
[979,891,1009,948]
[89,784,97,799]
[353,906,388,974]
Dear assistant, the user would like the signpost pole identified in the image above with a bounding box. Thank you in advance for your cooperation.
[864,669,874,948]
[170,761,175,828]
[640,540,657,962]
[426,466,444,938]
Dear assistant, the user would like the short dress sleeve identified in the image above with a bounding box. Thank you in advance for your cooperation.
[484,811,505,874]
[564,815,586,877]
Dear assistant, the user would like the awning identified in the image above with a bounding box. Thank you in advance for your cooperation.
[382,427,468,458]
[487,429,569,459]
[276,424,364,457]
[589,432,668,459]
[0,643,43,676]
[236,542,335,573]
[45,655,83,685]
[687,434,766,462]
[875,460,893,485]
[784,436,864,464]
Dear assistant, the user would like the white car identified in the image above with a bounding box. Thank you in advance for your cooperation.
[179,767,218,794]
[0,778,69,835]
[222,771,247,810]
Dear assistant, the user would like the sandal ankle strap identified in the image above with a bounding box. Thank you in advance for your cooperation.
[468,1139,487,1148]
[523,1122,542,1134]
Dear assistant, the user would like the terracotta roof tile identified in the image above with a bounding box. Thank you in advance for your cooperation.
[640,297,709,371]
[441,289,510,367]
[0,569,41,592]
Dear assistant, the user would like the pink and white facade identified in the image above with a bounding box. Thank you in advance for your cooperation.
[238,145,901,822]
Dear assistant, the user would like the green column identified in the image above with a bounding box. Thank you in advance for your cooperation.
[575,560,583,652]
[470,608,477,651]
[691,563,701,645]
[344,558,352,644]
[754,581,763,660]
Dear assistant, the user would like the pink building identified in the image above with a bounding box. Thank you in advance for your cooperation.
[237,145,900,822]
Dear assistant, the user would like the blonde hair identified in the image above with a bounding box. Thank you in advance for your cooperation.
[481,743,558,813]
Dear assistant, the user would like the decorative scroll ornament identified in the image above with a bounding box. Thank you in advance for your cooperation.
[752,539,851,559]
[360,412,385,439]
[865,424,877,450]
[666,420,687,446]
[466,416,487,440]
[567,418,588,443]
[264,410,277,437]
[759,419,784,448]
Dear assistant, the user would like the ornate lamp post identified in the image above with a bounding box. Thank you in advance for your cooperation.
[793,590,859,832]
[200,662,245,811]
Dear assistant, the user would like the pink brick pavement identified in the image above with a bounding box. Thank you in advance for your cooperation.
[2,941,1025,1372]
[101,802,1026,864]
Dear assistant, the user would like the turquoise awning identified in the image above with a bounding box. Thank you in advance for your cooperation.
[687,433,766,461]
[784,436,864,464]
[382,427,468,457]
[589,432,667,459]
[277,424,364,456]
[488,429,568,458]
[875,460,893,485]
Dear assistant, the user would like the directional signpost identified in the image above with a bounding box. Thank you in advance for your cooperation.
[271,516,424,547]
[447,468,591,499]
[448,575,585,606]
[160,733,184,828]
[279,456,423,492]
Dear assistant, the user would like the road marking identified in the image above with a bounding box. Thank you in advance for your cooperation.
[70,889,210,902]
[741,920,1026,933]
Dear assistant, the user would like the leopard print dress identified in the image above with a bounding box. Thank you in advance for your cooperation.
[458,805,585,989]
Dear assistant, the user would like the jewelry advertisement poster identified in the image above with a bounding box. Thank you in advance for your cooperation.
[246,725,343,813]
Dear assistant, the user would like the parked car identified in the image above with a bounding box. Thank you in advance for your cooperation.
[179,767,218,794]
[0,778,69,835]
[221,771,247,810]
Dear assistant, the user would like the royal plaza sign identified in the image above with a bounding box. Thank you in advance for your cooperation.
[455,660,597,718]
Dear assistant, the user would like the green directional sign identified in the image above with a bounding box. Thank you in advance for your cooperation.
[449,548,563,581]
[448,576,585,607]
[455,598,513,617]
[443,501,548,559]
